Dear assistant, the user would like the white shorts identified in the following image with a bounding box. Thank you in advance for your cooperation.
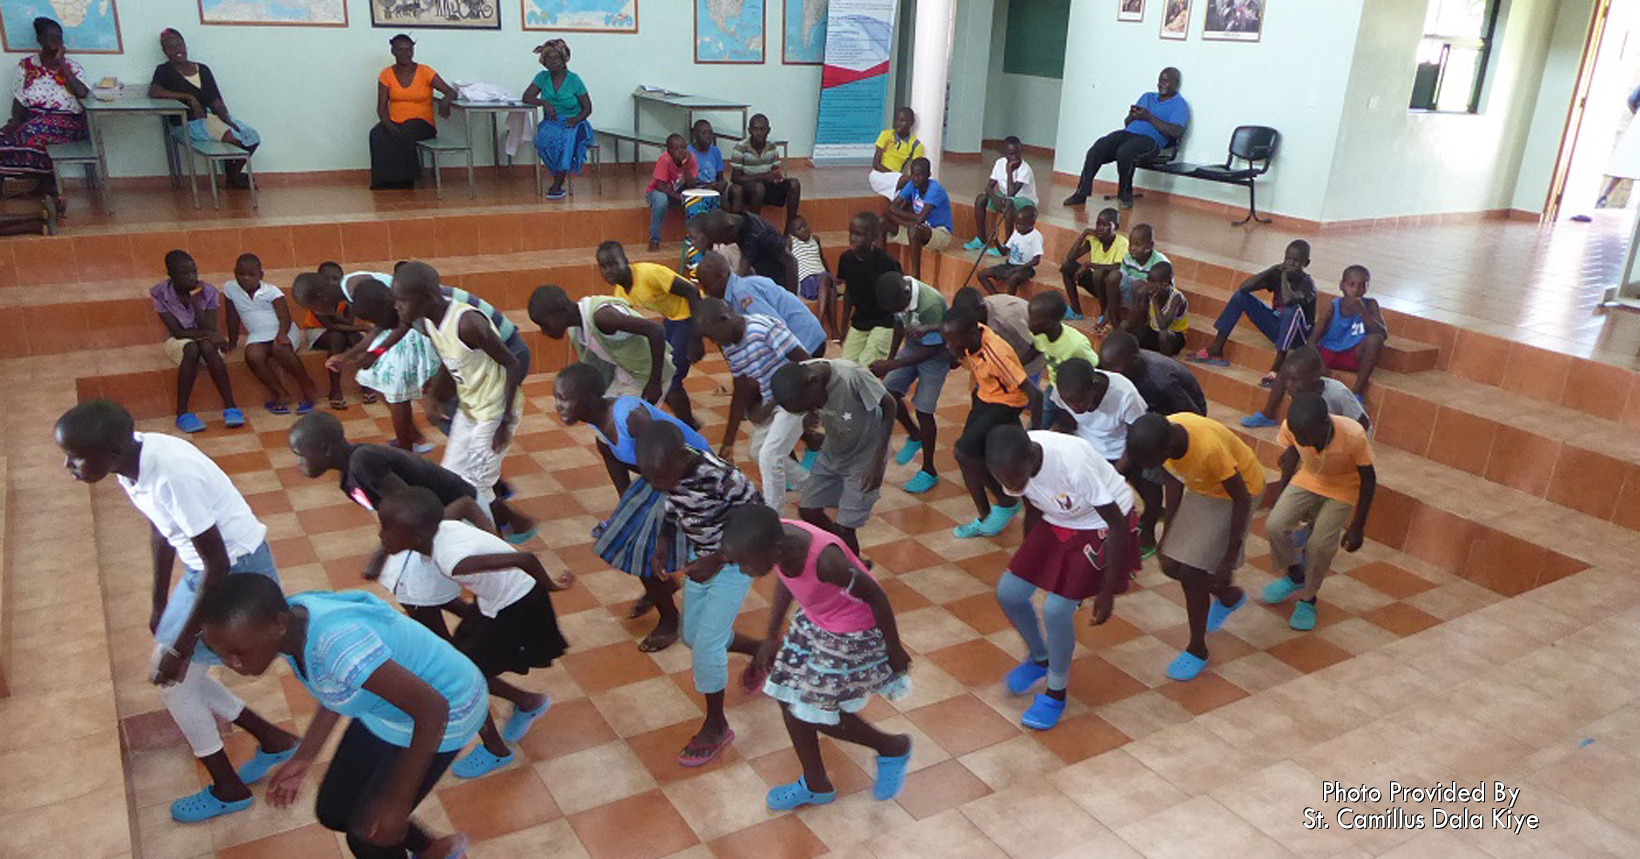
[868,170,904,200]
[442,410,511,508]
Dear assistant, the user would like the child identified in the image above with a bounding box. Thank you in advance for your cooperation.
[222,253,317,415]
[729,112,802,225]
[376,488,571,777]
[1261,394,1376,631]
[635,421,767,767]
[965,136,1038,252]
[392,262,539,543]
[152,250,244,433]
[723,504,914,809]
[787,215,832,312]
[869,106,924,200]
[870,272,949,494]
[554,363,707,650]
[1309,264,1388,398]
[1189,239,1316,383]
[1110,224,1169,333]
[1026,290,1097,428]
[1098,331,1206,554]
[292,265,372,411]
[1241,345,1372,430]
[337,274,443,453]
[687,119,727,195]
[943,307,1041,537]
[528,283,672,403]
[985,424,1137,730]
[646,132,696,250]
[1125,261,1187,357]
[770,358,896,555]
[1059,207,1127,325]
[1050,357,1148,465]
[977,204,1043,296]
[1124,412,1265,681]
[697,298,813,507]
[950,286,1045,380]
[885,157,954,280]
[197,576,476,859]
[835,211,902,365]
[695,250,825,355]
[55,400,297,822]
[598,240,703,427]
[691,208,801,293]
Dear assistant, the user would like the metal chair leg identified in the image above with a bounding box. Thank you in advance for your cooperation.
[432,150,443,200]
[466,150,475,199]
[207,158,220,210]
[1231,179,1271,226]
[246,158,258,209]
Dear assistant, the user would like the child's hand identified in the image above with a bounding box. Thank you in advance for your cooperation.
[548,570,576,591]
[868,359,894,378]
[1090,591,1115,626]
[266,757,313,808]
[491,413,516,454]
[1341,524,1365,553]
[886,643,912,675]
[151,646,190,686]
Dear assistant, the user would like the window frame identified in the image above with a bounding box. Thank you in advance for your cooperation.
[1409,0,1505,115]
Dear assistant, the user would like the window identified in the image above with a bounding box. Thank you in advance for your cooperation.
[1409,0,1503,113]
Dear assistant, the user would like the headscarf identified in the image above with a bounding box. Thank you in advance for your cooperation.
[535,39,570,63]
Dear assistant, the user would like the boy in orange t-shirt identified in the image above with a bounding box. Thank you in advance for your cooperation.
[1261,393,1376,631]
[942,307,1041,538]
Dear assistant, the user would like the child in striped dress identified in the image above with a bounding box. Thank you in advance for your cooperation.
[787,215,838,338]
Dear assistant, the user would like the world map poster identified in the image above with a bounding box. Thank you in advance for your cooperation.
[783,0,825,65]
[0,0,121,53]
[696,0,764,64]
[522,0,635,32]
[198,0,348,27]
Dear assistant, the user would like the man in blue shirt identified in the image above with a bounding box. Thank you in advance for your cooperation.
[885,157,954,281]
[1065,67,1190,210]
[688,119,728,195]
[694,251,827,356]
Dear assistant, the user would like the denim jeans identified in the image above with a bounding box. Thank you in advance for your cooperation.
[647,189,674,242]
[1215,290,1310,352]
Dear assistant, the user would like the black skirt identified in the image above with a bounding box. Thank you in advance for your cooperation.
[454,583,569,677]
[369,118,436,189]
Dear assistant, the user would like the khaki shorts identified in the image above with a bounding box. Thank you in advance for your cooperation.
[841,325,894,366]
[889,225,953,251]
[1160,491,1252,576]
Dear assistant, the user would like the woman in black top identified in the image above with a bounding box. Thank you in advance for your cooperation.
[148,28,259,189]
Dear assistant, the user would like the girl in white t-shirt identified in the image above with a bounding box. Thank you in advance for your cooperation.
[223,253,318,414]
[977,205,1044,297]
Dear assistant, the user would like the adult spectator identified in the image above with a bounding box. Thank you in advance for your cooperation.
[730,113,801,226]
[369,33,457,190]
[524,38,593,201]
[1064,67,1188,210]
[0,18,89,205]
[150,28,260,190]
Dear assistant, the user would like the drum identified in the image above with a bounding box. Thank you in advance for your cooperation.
[680,188,721,278]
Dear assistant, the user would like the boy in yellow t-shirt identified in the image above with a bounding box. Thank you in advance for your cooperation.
[1126,411,1266,682]
[1059,207,1128,326]
[598,240,703,429]
[1262,394,1375,632]
[869,106,924,200]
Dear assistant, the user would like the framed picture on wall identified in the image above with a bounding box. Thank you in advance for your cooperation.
[198,0,347,27]
[1160,0,1190,39]
[783,0,827,64]
[696,0,766,64]
[2,0,123,52]
[522,0,637,32]
[372,0,499,29]
[1119,0,1144,23]
[1202,0,1263,41]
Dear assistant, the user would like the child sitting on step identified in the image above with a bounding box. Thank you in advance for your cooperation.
[152,249,245,433]
[1308,264,1388,399]
[977,204,1043,297]
[222,253,317,416]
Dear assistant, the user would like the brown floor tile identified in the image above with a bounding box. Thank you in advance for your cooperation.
[875,503,960,537]
[627,720,745,786]
[894,758,994,820]
[1073,613,1146,649]
[216,823,344,859]
[566,791,700,859]
[944,592,1014,635]
[1155,672,1251,716]
[904,693,1019,757]
[1030,712,1131,765]
[1347,561,1437,599]
[925,639,1018,688]
[438,766,563,841]
[866,537,949,573]
[1066,654,1149,707]
[1363,601,1444,637]
[515,697,619,762]
[1266,635,1354,674]
[708,815,829,859]
[561,642,666,694]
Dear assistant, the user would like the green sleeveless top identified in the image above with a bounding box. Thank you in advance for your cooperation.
[575,295,674,397]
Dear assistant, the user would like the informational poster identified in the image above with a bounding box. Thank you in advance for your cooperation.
[812,0,899,163]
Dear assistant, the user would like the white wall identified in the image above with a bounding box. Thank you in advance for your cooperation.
[945,0,997,154]
[1510,0,1598,213]
[1055,0,1364,221]
[1321,0,1561,222]
[10,3,823,178]
[980,0,1060,151]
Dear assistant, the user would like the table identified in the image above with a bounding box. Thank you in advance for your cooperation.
[451,99,543,196]
[631,88,750,143]
[81,95,199,208]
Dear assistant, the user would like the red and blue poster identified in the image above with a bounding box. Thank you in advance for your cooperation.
[813,0,900,162]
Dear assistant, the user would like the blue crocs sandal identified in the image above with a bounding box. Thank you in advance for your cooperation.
[295,400,315,415]
[1290,600,1317,631]
[1005,659,1048,695]
[986,246,1004,257]
[171,787,252,822]
[1239,412,1279,429]
[1021,694,1067,731]
[500,697,553,745]
[1260,577,1302,605]
[222,407,245,428]
[767,776,837,811]
[894,439,923,466]
[904,470,940,494]
[954,518,987,538]
[1206,592,1246,633]
[175,412,206,434]
[962,237,985,251]
[452,746,514,778]
[237,746,297,785]
[1064,309,1085,321]
[873,745,913,801]
[977,503,1020,537]
[501,524,540,546]
[1165,651,1208,682]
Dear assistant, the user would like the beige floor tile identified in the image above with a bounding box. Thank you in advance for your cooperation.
[866,808,1009,859]
[959,780,1114,859]
[660,762,777,843]
[799,788,917,850]
[957,734,1065,792]
[1124,721,1267,795]
[1048,748,1190,829]
[590,676,703,738]
[1116,794,1296,859]
[537,740,660,815]
[1095,690,1194,741]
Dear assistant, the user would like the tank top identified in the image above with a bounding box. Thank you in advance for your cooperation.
[593,396,709,466]
[783,520,878,634]
[1317,297,1367,352]
[426,303,512,423]
[576,296,662,390]
[1148,286,1190,334]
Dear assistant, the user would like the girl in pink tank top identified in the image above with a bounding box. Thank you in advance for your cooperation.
[722,507,914,812]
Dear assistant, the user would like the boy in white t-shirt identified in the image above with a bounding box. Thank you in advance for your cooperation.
[1049,357,1148,463]
[977,205,1044,297]
[54,399,299,823]
[222,253,318,416]
[377,487,573,779]
[965,136,1038,252]
[984,424,1137,731]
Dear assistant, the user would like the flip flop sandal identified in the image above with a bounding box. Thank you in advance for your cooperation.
[295,400,315,415]
[1186,349,1230,367]
[676,729,735,767]
[638,629,678,652]
[263,401,291,415]
[362,391,380,405]
[329,397,349,410]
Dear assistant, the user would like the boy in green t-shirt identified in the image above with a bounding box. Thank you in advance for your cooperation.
[1025,291,1097,429]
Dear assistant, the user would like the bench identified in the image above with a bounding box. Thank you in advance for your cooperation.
[595,126,670,165]
[46,140,108,213]
[1140,125,1280,226]
[187,138,258,210]
[415,136,475,199]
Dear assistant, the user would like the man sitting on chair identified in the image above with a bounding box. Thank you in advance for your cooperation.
[1064,67,1189,211]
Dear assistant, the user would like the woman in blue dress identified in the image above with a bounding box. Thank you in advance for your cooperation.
[523,39,594,201]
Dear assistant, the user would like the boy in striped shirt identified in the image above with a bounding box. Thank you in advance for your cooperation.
[697,298,813,509]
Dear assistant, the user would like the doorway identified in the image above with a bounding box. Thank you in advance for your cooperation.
[1546,0,1640,221]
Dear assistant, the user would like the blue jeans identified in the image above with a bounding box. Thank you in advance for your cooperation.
[647,189,676,242]
[682,564,754,694]
[995,570,1078,690]
[155,541,281,664]
[663,317,696,395]
[1214,291,1310,352]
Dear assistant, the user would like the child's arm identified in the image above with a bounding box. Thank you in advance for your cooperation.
[156,309,220,343]
[872,320,908,377]
[152,525,233,685]
[272,296,296,351]
[720,375,758,459]
[748,576,795,686]
[669,274,703,306]
[1238,266,1278,293]
[1159,470,1185,533]
[1362,298,1389,336]
[451,550,574,591]
[1064,230,1094,265]
[1216,472,1253,584]
[442,496,498,534]
[820,547,910,674]
[1088,501,1132,625]
[861,391,897,493]
[1305,300,1334,347]
[455,311,526,453]
[872,142,890,172]
[353,660,455,845]
[1022,253,1042,269]
[595,305,669,404]
[1153,291,1186,330]
[266,707,342,808]
[224,301,241,351]
[1024,379,1045,431]
[147,525,176,636]
[1344,464,1376,552]
[1268,445,1300,507]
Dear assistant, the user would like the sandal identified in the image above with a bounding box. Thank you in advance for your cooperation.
[1187,349,1230,367]
[1259,372,1277,389]
[676,728,735,767]
[263,401,291,415]
[361,390,379,405]
[767,777,837,811]
[171,787,253,823]
[329,396,349,410]
[638,628,678,652]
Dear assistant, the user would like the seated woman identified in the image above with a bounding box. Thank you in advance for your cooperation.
[523,39,593,201]
[369,33,457,191]
[0,18,89,205]
[149,28,260,190]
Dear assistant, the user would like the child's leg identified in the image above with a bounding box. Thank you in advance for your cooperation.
[1299,498,1354,602]
[646,189,669,247]
[798,506,861,556]
[161,663,254,801]
[977,266,998,296]
[1254,371,1288,420]
[197,338,238,410]
[315,720,457,858]
[1039,592,1080,700]
[995,571,1049,669]
[782,178,803,229]
[783,705,909,794]
[1158,330,1185,357]
[1173,562,1215,660]
[1000,201,1017,239]
[315,331,348,404]
[242,342,287,403]
[972,192,990,241]
[1102,270,1124,325]
[1059,261,1084,316]
[680,567,756,753]
[640,572,681,650]
[907,225,928,280]
[1265,487,1312,584]
[176,340,202,416]
[661,318,700,429]
[954,412,994,520]
[386,400,424,449]
[269,341,319,403]
[1351,333,1387,396]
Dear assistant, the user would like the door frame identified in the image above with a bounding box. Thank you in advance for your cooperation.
[1543,0,1614,222]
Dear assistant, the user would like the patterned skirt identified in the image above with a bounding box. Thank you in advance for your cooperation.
[763,610,913,725]
[357,328,441,403]
[534,117,594,174]
[0,110,89,176]
[594,477,692,577]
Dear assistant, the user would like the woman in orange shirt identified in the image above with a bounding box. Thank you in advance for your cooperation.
[369,33,457,190]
